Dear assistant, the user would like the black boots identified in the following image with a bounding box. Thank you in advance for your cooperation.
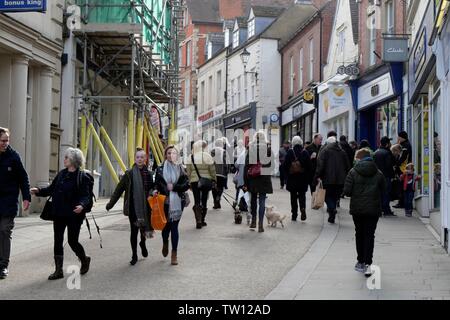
[300,208,307,221]
[162,240,169,257]
[139,240,148,258]
[48,255,64,280]
[193,205,203,229]
[249,215,256,229]
[201,207,208,227]
[258,222,264,233]
[79,255,91,275]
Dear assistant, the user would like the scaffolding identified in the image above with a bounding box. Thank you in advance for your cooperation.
[68,0,184,177]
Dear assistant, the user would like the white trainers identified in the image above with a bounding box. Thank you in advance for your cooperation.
[354,262,365,273]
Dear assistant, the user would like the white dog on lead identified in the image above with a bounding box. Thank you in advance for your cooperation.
[265,205,287,228]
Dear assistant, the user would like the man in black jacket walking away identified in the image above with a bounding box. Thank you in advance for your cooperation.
[393,131,413,209]
[306,133,323,194]
[314,132,350,224]
[344,149,386,277]
[0,127,31,280]
[374,136,396,216]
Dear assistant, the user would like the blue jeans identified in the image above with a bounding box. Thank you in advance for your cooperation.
[162,220,180,251]
[250,193,267,224]
[324,185,342,214]
[382,178,392,214]
[404,190,415,213]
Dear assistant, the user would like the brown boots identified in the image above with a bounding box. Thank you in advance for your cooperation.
[193,205,203,229]
[171,251,178,265]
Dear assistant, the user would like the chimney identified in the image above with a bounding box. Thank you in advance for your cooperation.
[219,0,245,20]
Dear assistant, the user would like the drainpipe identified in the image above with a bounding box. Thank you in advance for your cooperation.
[225,46,229,117]
[317,12,323,134]
[280,50,284,142]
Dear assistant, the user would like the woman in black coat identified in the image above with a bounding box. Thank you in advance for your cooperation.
[154,146,190,265]
[244,132,274,233]
[284,136,312,221]
[31,148,92,280]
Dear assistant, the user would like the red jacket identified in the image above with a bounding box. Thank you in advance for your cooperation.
[400,173,420,191]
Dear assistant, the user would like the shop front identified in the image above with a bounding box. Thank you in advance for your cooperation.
[407,1,440,224]
[222,102,257,146]
[197,104,225,145]
[353,64,403,149]
[318,78,355,141]
[280,97,315,144]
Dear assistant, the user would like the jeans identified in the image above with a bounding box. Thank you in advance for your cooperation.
[404,190,415,213]
[353,215,379,265]
[53,216,86,258]
[0,216,15,268]
[324,185,343,215]
[162,220,180,251]
[191,182,210,209]
[382,177,392,214]
[250,193,267,224]
[290,191,306,219]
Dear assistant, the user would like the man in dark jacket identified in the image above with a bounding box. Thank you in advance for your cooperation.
[211,138,230,209]
[306,133,323,194]
[394,131,413,208]
[374,136,396,216]
[339,135,355,168]
[0,127,31,279]
[278,141,290,189]
[315,133,350,223]
[344,149,386,276]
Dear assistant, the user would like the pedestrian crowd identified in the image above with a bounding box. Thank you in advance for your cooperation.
[0,124,418,281]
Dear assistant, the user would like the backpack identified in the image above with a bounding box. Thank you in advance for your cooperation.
[289,151,304,174]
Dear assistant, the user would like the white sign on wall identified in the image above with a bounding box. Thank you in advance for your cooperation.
[358,73,394,110]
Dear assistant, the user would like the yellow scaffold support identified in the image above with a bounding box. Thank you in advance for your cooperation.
[127,109,135,167]
[149,123,164,161]
[143,119,162,166]
[83,115,119,184]
[168,107,177,145]
[94,118,127,174]
[136,112,144,149]
[80,115,87,155]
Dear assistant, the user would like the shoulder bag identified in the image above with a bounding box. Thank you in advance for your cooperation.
[191,155,213,191]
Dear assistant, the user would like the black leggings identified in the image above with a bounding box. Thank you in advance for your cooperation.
[129,213,146,257]
[53,217,86,258]
[191,182,210,209]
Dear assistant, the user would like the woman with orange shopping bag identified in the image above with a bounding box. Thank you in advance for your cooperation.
[106,148,154,266]
[154,146,190,265]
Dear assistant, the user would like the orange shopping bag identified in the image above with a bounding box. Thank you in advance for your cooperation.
[148,194,167,231]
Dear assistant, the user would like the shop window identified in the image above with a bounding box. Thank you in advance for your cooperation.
[432,91,441,209]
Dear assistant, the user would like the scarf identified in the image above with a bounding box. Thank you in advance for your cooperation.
[163,160,183,222]
[132,165,150,230]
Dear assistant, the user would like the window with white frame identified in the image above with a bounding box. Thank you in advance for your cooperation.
[225,29,230,47]
[237,76,242,107]
[231,79,235,109]
[184,78,190,107]
[244,73,248,104]
[208,76,213,109]
[248,18,255,38]
[386,0,395,34]
[251,68,256,101]
[369,13,377,66]
[200,81,205,112]
[216,70,222,105]
[233,31,239,48]
[309,38,314,82]
[289,55,294,96]
[186,41,192,66]
[299,48,304,90]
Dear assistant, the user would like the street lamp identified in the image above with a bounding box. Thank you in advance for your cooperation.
[240,47,258,84]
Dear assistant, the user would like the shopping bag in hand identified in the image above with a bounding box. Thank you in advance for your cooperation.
[148,194,167,231]
[311,180,326,210]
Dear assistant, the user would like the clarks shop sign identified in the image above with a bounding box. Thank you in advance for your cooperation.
[0,0,46,12]
[383,37,409,62]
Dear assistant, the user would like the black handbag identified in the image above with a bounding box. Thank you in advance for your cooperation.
[40,197,55,221]
[191,155,213,191]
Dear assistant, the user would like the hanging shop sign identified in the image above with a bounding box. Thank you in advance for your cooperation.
[337,64,360,77]
[383,37,409,62]
[0,0,46,12]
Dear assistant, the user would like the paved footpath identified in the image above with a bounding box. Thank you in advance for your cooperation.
[1,179,450,300]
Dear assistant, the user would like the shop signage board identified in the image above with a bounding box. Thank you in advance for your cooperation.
[358,73,394,110]
[0,0,46,12]
[383,37,409,62]
[414,29,427,80]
